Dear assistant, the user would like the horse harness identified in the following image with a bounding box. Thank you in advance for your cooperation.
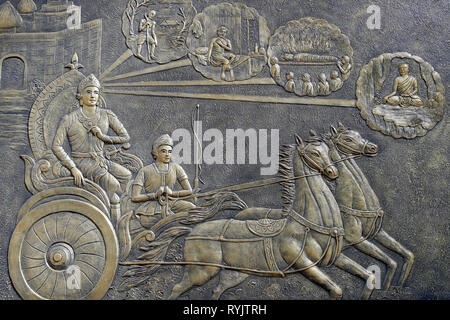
[331,133,371,157]
[184,209,345,276]
[297,146,336,176]
[339,205,384,246]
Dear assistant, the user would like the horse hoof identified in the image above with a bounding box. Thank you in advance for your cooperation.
[330,288,343,300]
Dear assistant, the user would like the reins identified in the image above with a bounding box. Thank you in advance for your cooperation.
[165,145,350,203]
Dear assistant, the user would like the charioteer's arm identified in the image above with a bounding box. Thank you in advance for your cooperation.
[131,168,164,202]
[171,178,193,197]
[131,185,163,202]
[168,165,193,198]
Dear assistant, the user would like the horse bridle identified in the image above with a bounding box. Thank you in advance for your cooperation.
[332,132,372,157]
[298,145,335,175]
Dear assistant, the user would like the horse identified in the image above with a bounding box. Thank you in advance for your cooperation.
[168,132,376,300]
[322,122,414,289]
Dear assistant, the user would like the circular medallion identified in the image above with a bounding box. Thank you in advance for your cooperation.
[267,17,353,96]
[356,52,446,139]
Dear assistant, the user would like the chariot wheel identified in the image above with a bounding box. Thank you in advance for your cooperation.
[8,199,118,300]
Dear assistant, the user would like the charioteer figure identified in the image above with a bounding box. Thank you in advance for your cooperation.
[52,74,132,200]
[131,134,196,228]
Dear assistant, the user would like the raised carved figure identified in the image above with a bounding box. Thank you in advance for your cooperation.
[317,72,330,96]
[329,70,343,91]
[52,74,132,200]
[383,63,424,108]
[337,55,352,81]
[136,9,158,61]
[166,132,376,300]
[269,56,281,83]
[8,62,143,300]
[301,73,315,96]
[131,134,196,228]
[207,26,237,81]
[323,122,414,289]
[122,0,197,64]
[284,72,296,93]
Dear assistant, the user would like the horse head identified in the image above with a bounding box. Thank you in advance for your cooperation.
[295,130,339,180]
[328,122,378,156]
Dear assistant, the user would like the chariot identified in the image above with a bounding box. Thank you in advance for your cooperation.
[7,66,245,300]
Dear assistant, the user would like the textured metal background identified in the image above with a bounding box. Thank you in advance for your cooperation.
[0,0,448,300]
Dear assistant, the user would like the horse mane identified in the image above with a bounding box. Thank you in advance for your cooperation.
[278,144,296,213]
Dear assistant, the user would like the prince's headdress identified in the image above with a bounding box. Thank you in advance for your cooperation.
[77,74,101,97]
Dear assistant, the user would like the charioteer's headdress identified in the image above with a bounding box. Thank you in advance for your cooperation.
[152,134,174,159]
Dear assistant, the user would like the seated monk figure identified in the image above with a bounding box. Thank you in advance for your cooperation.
[383,63,424,108]
[131,134,196,228]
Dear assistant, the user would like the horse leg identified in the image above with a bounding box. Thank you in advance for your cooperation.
[295,256,342,299]
[333,253,376,300]
[212,270,249,300]
[168,264,221,300]
[353,239,398,290]
[374,229,414,287]
[169,239,223,299]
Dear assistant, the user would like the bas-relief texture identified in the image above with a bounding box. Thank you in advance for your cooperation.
[0,0,448,300]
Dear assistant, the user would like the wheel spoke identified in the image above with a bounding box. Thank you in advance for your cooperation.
[49,272,59,299]
[80,269,95,287]
[77,252,105,259]
[25,266,48,282]
[76,259,103,274]
[63,216,72,240]
[43,220,53,243]
[74,240,102,250]
[24,239,45,254]
[72,227,98,247]
[32,226,48,247]
[35,269,51,293]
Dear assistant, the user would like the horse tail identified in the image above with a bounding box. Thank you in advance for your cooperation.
[117,192,246,291]
[118,226,191,291]
[181,191,247,225]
